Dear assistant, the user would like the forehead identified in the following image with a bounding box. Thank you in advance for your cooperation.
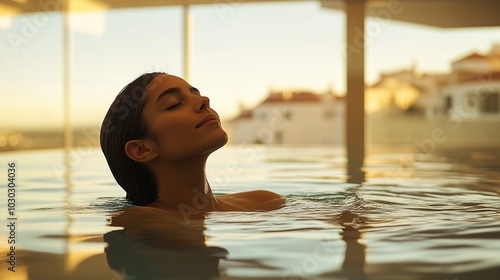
[145,74,190,97]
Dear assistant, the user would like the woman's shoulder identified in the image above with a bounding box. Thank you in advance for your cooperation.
[215,190,286,211]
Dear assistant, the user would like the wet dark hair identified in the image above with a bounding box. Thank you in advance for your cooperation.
[100,72,165,206]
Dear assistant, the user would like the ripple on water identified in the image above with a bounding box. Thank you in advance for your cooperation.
[1,147,499,279]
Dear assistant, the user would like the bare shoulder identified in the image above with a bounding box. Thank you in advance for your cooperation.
[216,190,286,211]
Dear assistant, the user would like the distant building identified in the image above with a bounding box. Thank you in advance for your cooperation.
[368,44,500,148]
[228,44,500,147]
[366,63,451,119]
[367,43,500,121]
[442,45,500,120]
[227,89,344,145]
[0,131,24,150]
[442,73,500,120]
[365,73,421,114]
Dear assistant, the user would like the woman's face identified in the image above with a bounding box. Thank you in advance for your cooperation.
[141,74,228,162]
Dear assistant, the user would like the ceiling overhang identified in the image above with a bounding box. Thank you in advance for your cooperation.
[1,0,499,28]
[321,0,500,28]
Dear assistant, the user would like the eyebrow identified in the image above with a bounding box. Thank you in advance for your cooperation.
[155,87,200,104]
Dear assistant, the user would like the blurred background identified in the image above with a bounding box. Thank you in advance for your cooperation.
[1,0,499,151]
[1,2,500,279]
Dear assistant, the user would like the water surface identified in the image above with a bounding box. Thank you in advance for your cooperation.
[0,145,499,279]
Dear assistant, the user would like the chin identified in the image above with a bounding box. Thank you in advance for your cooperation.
[190,128,228,158]
[209,129,229,152]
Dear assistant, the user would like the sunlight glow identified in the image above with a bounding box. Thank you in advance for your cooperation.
[70,0,109,13]
[0,3,19,16]
[71,12,106,36]
[0,16,12,29]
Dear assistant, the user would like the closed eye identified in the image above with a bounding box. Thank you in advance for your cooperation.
[190,88,201,96]
[166,102,181,110]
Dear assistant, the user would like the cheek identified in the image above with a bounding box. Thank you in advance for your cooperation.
[151,118,198,159]
[156,120,193,144]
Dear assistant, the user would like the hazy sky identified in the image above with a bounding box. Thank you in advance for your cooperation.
[1,1,499,130]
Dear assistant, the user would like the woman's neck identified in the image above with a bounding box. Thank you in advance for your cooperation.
[151,157,218,212]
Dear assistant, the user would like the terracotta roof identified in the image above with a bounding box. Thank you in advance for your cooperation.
[370,79,385,88]
[230,109,253,121]
[230,91,339,122]
[455,71,500,83]
[261,91,321,103]
[333,95,345,101]
[452,52,487,64]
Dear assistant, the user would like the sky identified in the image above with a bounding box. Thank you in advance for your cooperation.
[1,1,499,130]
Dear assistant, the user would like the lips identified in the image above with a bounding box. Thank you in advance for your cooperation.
[195,114,219,128]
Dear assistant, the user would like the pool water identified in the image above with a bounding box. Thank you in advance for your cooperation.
[0,145,499,279]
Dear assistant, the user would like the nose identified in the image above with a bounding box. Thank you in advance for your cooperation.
[195,96,210,112]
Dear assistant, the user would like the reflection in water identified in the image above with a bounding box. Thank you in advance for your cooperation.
[347,160,366,184]
[105,207,228,279]
[324,193,368,280]
[2,147,500,279]
[337,211,367,280]
[63,146,73,276]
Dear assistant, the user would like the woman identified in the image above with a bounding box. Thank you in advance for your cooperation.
[100,72,285,212]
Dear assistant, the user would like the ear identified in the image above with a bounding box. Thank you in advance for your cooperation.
[124,139,158,163]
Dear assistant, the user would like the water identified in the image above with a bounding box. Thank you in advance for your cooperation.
[0,145,499,279]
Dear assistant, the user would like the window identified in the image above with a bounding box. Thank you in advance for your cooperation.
[445,96,452,112]
[480,92,499,113]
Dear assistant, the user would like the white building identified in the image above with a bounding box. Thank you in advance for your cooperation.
[367,43,500,120]
[367,44,500,147]
[227,45,500,147]
[441,44,500,120]
[441,72,500,120]
[227,90,344,145]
